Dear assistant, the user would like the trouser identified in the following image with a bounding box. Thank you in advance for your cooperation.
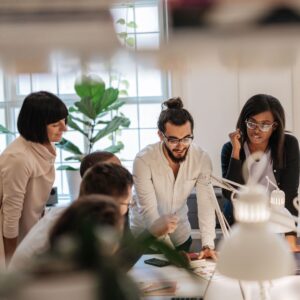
[175,236,192,252]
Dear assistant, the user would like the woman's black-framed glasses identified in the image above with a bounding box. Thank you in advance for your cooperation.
[245,119,276,132]
[161,132,194,146]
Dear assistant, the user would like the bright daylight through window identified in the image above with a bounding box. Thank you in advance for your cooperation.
[0,0,168,201]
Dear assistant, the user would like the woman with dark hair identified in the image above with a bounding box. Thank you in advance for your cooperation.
[0,91,68,264]
[221,94,300,251]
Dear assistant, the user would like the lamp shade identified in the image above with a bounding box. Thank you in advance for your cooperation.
[269,189,296,233]
[217,184,296,281]
[217,222,295,281]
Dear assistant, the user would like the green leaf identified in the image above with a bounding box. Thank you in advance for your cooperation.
[107,100,125,111]
[65,155,83,162]
[67,116,89,137]
[104,142,124,153]
[0,124,13,135]
[69,106,78,113]
[56,138,83,155]
[95,120,110,125]
[118,32,128,39]
[126,37,135,47]
[69,115,92,127]
[57,165,79,171]
[74,75,105,99]
[91,116,130,143]
[127,21,137,28]
[99,88,119,111]
[75,97,96,120]
[116,18,126,25]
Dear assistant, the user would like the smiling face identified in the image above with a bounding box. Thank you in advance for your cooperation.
[246,111,276,148]
[47,118,67,143]
[159,121,193,163]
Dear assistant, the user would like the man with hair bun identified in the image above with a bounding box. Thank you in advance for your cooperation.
[130,97,217,259]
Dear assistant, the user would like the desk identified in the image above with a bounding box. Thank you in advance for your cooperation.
[129,254,300,300]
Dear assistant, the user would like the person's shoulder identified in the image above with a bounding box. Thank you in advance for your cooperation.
[221,141,232,153]
[284,133,299,148]
[189,143,211,161]
[135,142,161,161]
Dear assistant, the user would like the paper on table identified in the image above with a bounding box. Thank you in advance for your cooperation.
[139,281,177,296]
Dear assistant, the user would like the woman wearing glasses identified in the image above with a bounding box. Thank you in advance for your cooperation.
[221,94,300,251]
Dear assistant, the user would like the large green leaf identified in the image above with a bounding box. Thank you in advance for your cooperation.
[98,88,119,112]
[67,116,88,138]
[0,124,13,135]
[104,142,124,153]
[90,116,130,143]
[56,138,83,155]
[75,97,97,120]
[75,75,105,99]
[107,100,125,111]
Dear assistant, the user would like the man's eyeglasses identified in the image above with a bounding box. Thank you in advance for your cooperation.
[245,119,276,132]
[161,132,194,146]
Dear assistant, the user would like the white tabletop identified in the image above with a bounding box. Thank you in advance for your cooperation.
[129,254,300,300]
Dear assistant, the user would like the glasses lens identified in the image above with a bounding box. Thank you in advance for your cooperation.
[259,124,272,132]
[246,121,256,130]
[182,137,193,145]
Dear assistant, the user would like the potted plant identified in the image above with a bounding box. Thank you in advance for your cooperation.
[57,74,130,199]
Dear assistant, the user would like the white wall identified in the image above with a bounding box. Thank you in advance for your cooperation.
[171,56,300,177]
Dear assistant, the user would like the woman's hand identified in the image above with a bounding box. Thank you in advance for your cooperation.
[229,129,242,160]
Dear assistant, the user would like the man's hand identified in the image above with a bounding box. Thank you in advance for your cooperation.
[198,247,218,261]
[286,235,300,252]
[149,214,179,238]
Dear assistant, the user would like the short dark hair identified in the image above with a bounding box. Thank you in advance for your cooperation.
[79,163,133,200]
[17,91,68,143]
[157,97,194,133]
[80,151,117,177]
[236,94,285,168]
[49,194,122,248]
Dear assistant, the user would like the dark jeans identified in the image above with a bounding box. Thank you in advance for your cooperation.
[175,236,192,252]
[223,198,235,226]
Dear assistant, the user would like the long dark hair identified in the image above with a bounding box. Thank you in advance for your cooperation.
[157,97,194,133]
[236,94,285,168]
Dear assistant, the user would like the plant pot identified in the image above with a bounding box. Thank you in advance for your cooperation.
[66,170,81,201]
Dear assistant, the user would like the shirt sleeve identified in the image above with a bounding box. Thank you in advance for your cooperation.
[132,157,161,229]
[1,154,31,238]
[195,152,216,248]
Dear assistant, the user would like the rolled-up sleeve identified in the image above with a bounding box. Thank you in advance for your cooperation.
[132,157,160,228]
[1,154,31,238]
[196,153,216,248]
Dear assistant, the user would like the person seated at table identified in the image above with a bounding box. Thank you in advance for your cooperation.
[9,153,178,270]
[221,94,300,251]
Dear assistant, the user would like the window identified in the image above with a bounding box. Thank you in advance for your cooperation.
[0,0,169,201]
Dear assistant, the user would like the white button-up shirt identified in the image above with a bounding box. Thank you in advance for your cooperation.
[129,142,216,248]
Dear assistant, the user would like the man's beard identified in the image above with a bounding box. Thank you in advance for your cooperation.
[163,143,189,163]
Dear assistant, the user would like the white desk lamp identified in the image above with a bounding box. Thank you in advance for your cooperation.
[266,176,297,234]
[207,152,296,300]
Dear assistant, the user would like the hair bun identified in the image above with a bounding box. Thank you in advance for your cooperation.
[163,97,183,110]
